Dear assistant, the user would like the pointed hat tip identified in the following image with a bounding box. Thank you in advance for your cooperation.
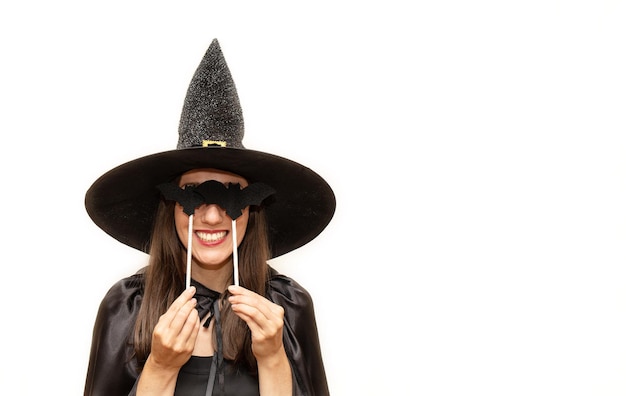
[177,37,245,149]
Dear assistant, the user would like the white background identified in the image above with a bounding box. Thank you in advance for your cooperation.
[1,1,626,395]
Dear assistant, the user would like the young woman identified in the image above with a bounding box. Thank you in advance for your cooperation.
[83,39,335,396]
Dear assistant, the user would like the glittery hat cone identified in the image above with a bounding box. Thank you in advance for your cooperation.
[177,40,245,149]
[85,39,335,258]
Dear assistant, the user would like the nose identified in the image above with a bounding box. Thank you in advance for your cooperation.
[197,203,225,224]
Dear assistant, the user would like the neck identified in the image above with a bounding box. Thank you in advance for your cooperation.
[190,260,233,292]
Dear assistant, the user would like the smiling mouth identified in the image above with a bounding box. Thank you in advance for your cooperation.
[196,231,228,243]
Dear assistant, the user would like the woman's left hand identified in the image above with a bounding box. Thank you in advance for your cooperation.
[227,285,285,360]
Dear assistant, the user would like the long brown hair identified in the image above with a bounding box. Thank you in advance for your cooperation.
[133,199,271,371]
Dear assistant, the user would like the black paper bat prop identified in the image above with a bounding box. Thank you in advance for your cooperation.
[157,180,275,219]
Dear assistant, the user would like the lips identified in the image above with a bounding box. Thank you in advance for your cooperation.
[195,230,227,243]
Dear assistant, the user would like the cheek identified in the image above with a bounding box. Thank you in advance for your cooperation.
[173,205,189,242]
[235,209,249,243]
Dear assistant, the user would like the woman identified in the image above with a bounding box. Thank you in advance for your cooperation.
[83,39,335,396]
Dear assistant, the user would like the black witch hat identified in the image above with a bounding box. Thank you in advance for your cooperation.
[85,39,335,258]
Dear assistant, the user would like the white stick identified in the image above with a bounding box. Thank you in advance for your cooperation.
[186,214,193,289]
[232,219,239,286]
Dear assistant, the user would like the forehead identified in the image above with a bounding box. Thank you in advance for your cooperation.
[178,168,248,186]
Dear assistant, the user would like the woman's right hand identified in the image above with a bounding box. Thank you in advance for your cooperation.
[137,287,199,394]
[148,286,200,370]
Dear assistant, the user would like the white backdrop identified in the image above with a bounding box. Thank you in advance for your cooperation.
[1,1,626,395]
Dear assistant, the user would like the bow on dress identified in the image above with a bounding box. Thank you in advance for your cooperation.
[190,279,226,396]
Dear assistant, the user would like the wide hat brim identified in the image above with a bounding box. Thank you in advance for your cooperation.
[85,146,336,259]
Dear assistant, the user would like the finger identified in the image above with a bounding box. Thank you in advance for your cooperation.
[227,285,285,333]
[230,299,284,335]
[169,298,198,337]
[230,309,266,335]
[227,284,245,293]
[227,286,265,308]
[158,302,199,346]
[178,308,200,348]
[229,292,283,322]
[161,286,197,323]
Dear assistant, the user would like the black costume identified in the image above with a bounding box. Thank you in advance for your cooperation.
[84,267,329,396]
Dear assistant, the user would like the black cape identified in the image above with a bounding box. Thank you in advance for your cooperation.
[84,266,329,396]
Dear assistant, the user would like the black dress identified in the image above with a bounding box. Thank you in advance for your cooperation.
[84,266,329,396]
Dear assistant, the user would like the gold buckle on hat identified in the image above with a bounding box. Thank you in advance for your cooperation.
[202,140,227,147]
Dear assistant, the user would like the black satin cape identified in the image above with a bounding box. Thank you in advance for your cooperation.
[84,266,329,396]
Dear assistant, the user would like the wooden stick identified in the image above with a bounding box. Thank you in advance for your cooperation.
[186,214,193,289]
[232,219,239,286]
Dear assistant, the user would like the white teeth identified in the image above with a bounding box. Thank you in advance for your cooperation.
[196,231,227,242]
